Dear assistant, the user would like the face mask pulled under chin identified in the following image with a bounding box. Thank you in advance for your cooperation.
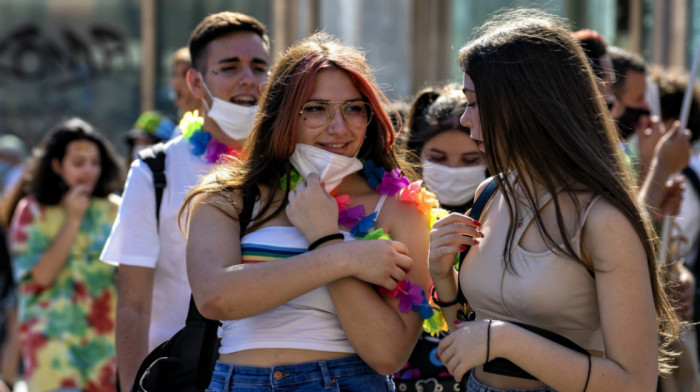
[421,160,486,207]
[289,144,363,192]
[199,73,258,140]
[615,106,650,139]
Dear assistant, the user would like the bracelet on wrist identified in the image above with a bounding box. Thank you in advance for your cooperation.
[430,284,460,307]
[308,233,344,251]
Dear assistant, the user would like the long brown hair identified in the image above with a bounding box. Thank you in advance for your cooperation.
[457,9,678,372]
[182,32,411,231]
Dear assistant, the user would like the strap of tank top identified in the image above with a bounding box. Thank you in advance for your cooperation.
[239,186,258,236]
[571,194,603,260]
[373,194,389,215]
[365,194,389,232]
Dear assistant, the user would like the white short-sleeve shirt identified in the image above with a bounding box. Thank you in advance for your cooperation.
[101,135,214,351]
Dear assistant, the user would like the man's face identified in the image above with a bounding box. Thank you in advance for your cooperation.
[619,70,649,111]
[190,30,270,107]
[612,69,651,138]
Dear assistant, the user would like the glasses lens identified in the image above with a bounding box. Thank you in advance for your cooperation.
[301,101,372,128]
[341,102,371,128]
[301,102,331,128]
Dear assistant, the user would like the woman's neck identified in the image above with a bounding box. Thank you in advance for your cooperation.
[336,172,373,195]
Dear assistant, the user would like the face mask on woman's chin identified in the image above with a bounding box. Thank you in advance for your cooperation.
[421,160,486,207]
[289,144,363,192]
[199,73,258,140]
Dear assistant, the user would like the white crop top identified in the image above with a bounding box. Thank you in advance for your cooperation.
[218,194,388,354]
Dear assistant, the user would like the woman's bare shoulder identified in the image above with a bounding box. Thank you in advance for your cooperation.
[381,193,431,230]
[194,190,243,219]
[582,196,648,270]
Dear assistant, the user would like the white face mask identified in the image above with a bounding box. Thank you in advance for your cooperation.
[290,143,363,192]
[200,73,258,140]
[421,160,486,207]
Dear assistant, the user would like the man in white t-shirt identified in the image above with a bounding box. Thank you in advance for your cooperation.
[100,12,270,391]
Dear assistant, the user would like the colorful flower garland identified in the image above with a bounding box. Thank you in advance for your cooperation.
[283,160,451,335]
[179,110,244,163]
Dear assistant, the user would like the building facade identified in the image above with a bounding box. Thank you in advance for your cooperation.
[0,0,693,152]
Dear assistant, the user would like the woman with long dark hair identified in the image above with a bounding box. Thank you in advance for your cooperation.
[9,118,123,392]
[430,10,679,392]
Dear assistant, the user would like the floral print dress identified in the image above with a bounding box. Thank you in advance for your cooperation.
[10,195,118,392]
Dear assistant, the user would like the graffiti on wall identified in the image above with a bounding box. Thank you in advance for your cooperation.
[0,23,136,87]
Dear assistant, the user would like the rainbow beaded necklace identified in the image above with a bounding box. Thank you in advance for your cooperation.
[179,111,243,163]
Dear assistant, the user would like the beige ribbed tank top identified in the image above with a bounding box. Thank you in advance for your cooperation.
[460,186,605,352]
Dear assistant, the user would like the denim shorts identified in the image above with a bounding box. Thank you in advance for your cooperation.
[466,370,556,392]
[206,355,395,392]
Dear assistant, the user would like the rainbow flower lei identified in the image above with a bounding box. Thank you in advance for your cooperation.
[283,160,452,334]
[179,111,243,163]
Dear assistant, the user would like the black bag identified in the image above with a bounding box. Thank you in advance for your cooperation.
[131,298,221,392]
[131,147,257,392]
[456,176,589,381]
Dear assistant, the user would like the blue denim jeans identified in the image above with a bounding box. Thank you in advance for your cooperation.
[466,370,556,392]
[206,355,395,392]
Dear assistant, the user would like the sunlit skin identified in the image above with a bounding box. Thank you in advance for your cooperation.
[420,129,484,168]
[460,74,484,154]
[296,69,367,157]
[611,69,651,129]
[171,60,200,113]
[51,140,101,195]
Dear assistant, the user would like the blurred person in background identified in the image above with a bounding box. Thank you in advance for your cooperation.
[0,217,15,392]
[0,135,28,391]
[394,82,485,391]
[8,118,123,392]
[171,46,204,120]
[124,111,176,163]
[652,68,700,386]
[573,29,616,102]
[608,46,691,211]
[404,83,486,212]
[652,68,700,273]
[0,135,27,198]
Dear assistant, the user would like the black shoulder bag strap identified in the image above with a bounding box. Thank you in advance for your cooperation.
[138,143,167,226]
[192,185,258,390]
[455,176,500,317]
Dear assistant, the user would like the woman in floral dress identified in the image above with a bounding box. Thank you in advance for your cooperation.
[9,118,123,392]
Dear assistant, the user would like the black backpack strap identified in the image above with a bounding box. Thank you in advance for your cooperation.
[191,185,259,389]
[454,175,500,312]
[467,178,499,222]
[138,143,167,226]
[457,176,500,269]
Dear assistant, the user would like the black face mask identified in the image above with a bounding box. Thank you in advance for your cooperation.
[615,106,650,139]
